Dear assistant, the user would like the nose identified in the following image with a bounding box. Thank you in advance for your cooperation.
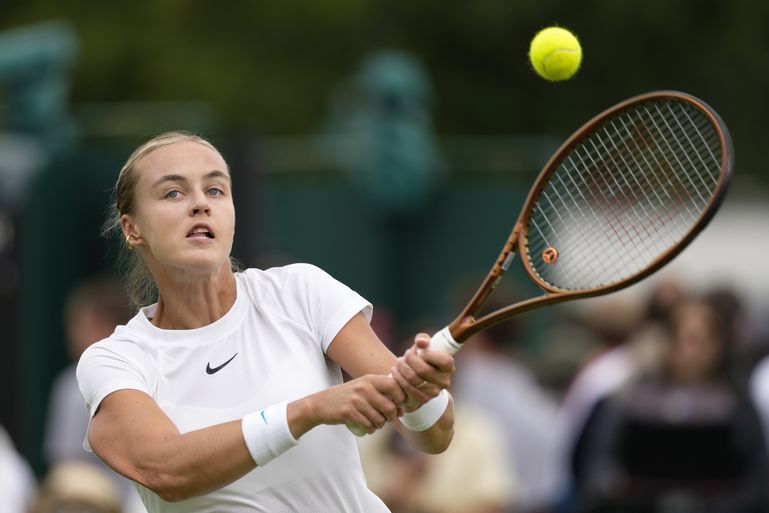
[190,191,211,216]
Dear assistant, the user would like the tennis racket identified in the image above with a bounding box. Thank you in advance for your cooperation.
[427,90,732,355]
[350,90,733,436]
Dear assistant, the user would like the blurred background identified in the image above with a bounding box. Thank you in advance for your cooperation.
[2,1,769,512]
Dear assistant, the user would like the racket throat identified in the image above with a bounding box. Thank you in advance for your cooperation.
[449,224,522,343]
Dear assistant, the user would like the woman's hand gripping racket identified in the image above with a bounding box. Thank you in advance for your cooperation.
[351,91,733,436]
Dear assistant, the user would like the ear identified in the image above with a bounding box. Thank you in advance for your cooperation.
[120,214,143,247]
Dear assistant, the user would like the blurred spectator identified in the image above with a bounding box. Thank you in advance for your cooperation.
[452,313,560,513]
[359,406,516,513]
[577,293,768,513]
[552,278,683,508]
[36,461,122,513]
[749,313,769,456]
[43,276,145,513]
[0,422,36,513]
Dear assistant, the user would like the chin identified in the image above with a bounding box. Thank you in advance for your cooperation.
[174,252,231,275]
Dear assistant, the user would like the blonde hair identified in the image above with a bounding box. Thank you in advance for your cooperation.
[103,131,236,309]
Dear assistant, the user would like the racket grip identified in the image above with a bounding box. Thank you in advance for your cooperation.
[347,423,368,437]
[420,326,462,356]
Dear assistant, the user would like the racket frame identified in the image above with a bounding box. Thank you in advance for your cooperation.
[446,91,733,344]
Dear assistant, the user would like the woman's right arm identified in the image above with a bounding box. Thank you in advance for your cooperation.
[89,389,253,502]
[89,375,404,502]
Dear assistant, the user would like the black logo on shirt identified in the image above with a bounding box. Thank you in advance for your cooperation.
[206,353,238,375]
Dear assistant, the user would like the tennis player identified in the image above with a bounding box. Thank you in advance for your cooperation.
[76,132,455,512]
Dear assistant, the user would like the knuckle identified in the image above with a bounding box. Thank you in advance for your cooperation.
[341,405,355,420]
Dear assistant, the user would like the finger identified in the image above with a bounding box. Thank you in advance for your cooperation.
[357,397,392,428]
[419,350,456,373]
[345,409,376,434]
[413,333,431,352]
[402,350,437,380]
[380,375,407,405]
[361,376,402,422]
[405,348,456,381]
[371,394,401,423]
[395,355,430,388]
[407,341,456,373]
[391,366,433,405]
[401,352,452,392]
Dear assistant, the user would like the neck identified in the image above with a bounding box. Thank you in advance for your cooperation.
[150,264,237,330]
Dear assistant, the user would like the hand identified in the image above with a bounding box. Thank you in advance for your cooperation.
[299,374,406,436]
[390,333,456,412]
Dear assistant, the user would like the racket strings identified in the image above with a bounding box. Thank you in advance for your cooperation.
[526,98,724,291]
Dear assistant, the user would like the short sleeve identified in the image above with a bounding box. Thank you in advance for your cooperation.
[76,339,154,421]
[242,264,372,353]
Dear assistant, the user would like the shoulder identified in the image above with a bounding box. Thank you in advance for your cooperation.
[239,263,331,287]
[237,264,371,347]
[76,315,156,378]
[237,264,342,304]
[76,317,158,418]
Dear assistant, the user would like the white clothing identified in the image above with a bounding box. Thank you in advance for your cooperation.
[750,355,769,448]
[77,264,389,513]
[0,425,36,513]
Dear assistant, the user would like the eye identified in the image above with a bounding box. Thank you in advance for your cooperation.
[164,190,181,199]
[207,187,224,197]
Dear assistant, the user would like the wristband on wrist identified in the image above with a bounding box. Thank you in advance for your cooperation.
[400,389,451,432]
[241,401,298,467]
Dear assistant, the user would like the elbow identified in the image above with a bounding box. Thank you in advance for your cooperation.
[155,487,189,504]
[140,472,194,503]
[422,427,454,455]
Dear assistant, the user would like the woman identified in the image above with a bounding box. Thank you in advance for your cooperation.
[578,294,768,513]
[76,132,456,512]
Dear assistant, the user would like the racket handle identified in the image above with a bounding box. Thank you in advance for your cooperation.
[348,423,368,437]
[420,326,462,356]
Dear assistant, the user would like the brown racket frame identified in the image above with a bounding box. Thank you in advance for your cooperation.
[446,91,734,344]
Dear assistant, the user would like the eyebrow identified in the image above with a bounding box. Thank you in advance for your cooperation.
[151,170,231,188]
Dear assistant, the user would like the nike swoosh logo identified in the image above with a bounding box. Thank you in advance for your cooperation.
[206,353,238,375]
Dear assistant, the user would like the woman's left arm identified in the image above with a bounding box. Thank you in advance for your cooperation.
[326,312,455,454]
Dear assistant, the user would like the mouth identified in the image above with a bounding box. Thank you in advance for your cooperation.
[187,224,215,240]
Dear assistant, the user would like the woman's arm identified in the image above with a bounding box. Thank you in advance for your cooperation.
[89,371,405,501]
[89,389,252,502]
[326,313,456,454]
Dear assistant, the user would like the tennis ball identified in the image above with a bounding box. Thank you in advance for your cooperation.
[529,26,582,81]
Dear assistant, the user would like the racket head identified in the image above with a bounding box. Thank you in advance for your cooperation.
[517,90,733,296]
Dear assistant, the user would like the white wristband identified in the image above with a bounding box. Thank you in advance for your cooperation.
[241,401,298,467]
[400,389,451,432]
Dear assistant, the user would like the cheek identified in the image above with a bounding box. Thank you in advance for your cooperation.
[135,202,178,240]
[225,203,237,234]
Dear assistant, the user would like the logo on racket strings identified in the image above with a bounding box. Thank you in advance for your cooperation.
[542,247,559,264]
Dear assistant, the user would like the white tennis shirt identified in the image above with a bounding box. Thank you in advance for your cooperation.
[77,264,391,513]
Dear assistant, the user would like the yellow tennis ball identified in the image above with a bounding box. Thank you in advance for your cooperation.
[529,26,582,81]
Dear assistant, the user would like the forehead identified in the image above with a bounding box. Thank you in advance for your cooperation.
[136,141,229,184]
